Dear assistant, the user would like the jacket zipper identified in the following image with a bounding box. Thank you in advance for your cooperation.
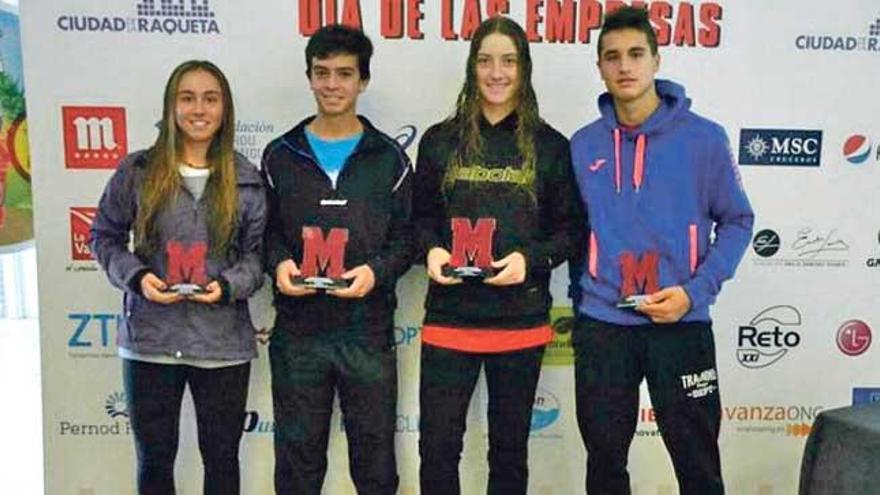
[589,232,598,278]
[291,140,365,193]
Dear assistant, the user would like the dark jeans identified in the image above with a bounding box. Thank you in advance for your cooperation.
[573,315,724,495]
[122,358,250,495]
[419,343,545,495]
[269,330,398,495]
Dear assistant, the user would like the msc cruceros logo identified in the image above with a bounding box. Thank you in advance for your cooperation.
[739,129,822,167]
[62,106,127,169]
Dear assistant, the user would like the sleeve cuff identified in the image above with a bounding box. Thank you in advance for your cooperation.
[218,276,232,304]
[682,276,715,314]
[128,268,150,296]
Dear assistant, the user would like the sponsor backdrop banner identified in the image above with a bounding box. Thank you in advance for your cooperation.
[22,1,878,494]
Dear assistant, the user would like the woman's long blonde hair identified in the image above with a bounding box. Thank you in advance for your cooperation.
[134,60,238,256]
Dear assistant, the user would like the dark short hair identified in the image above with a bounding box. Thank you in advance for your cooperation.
[305,24,373,80]
[597,6,658,57]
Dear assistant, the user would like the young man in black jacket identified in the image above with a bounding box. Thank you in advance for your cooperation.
[261,25,412,495]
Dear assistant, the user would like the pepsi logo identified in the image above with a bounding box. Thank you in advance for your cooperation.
[843,134,872,164]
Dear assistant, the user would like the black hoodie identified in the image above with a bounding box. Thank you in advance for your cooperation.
[414,113,585,338]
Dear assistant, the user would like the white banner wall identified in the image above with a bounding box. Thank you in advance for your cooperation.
[22,1,879,494]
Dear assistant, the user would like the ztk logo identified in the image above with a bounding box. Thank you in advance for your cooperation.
[62,106,127,169]
[736,305,802,369]
[68,313,120,349]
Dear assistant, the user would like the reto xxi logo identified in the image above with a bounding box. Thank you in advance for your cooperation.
[737,305,802,369]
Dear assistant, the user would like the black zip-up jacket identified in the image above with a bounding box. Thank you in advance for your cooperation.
[414,113,585,329]
[262,116,413,336]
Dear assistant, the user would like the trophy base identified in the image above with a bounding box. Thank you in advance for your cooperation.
[168,283,205,296]
[616,294,649,309]
[441,265,496,279]
[292,276,350,290]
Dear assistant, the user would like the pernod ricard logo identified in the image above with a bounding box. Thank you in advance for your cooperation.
[796,14,880,53]
[739,129,822,167]
[104,392,129,418]
[59,392,131,437]
[57,0,220,35]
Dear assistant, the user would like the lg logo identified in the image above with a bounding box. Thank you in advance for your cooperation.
[837,320,872,357]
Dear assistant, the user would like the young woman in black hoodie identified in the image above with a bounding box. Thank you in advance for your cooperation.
[413,16,585,495]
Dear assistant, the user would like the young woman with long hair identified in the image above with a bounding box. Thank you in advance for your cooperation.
[91,60,266,495]
[413,16,585,495]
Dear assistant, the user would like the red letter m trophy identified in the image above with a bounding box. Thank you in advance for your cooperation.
[294,226,351,290]
[615,251,660,309]
[165,241,209,295]
[444,217,497,279]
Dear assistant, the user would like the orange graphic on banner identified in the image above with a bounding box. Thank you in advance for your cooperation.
[785,423,812,437]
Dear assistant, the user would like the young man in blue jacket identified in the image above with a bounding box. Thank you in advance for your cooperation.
[261,25,412,495]
[569,7,754,495]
